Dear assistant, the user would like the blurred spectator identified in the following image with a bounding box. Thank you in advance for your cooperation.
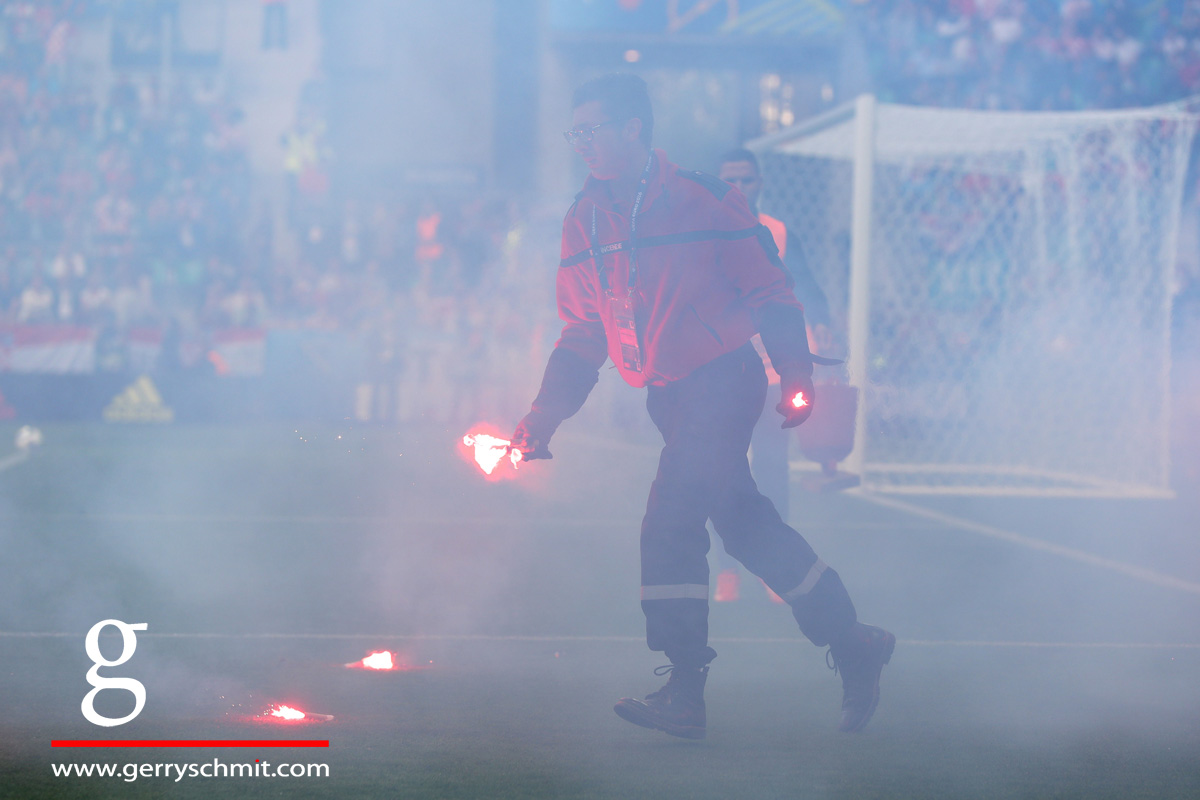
[220,275,267,327]
[77,268,114,326]
[48,242,85,282]
[92,188,134,251]
[111,267,155,329]
[282,110,330,226]
[200,279,229,329]
[360,300,403,422]
[16,271,52,322]
[340,199,362,267]
[0,266,18,321]
[52,271,73,322]
[414,197,446,267]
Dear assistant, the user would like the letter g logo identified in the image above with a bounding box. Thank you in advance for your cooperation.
[81,619,148,727]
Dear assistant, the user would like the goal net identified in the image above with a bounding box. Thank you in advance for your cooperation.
[752,97,1197,497]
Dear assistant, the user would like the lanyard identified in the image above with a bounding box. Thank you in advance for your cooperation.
[590,152,655,298]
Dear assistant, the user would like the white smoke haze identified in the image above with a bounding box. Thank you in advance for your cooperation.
[2,396,1199,794]
[0,2,1199,797]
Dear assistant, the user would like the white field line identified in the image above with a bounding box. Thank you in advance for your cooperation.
[0,512,933,532]
[857,492,1200,596]
[0,513,650,527]
[1,631,1198,649]
[0,450,30,473]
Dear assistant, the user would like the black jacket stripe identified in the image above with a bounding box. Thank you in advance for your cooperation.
[676,170,733,200]
[559,226,760,268]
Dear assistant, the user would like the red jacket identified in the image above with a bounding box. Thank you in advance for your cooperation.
[555,150,804,388]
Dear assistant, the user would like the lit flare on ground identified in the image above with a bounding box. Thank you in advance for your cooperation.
[349,650,395,670]
[269,705,305,720]
[345,649,435,672]
[264,704,334,722]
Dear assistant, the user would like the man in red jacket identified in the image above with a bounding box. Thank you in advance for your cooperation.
[511,74,893,738]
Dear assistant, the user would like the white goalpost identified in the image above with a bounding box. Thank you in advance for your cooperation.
[751,95,1198,497]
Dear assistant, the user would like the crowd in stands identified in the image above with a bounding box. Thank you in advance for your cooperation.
[853,0,1200,111]
[0,1,559,424]
[0,1,251,330]
[2,0,1198,430]
[273,190,562,423]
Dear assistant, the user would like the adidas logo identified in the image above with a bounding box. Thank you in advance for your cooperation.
[103,376,174,423]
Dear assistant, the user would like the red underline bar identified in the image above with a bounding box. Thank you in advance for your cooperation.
[52,740,329,748]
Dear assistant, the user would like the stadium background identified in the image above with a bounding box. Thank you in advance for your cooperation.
[0,1,1195,447]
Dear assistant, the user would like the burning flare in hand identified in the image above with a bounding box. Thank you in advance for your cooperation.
[791,391,809,409]
[462,432,522,475]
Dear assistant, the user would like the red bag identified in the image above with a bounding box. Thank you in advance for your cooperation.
[794,383,857,466]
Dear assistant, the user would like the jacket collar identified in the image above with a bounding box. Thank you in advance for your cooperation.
[579,148,671,217]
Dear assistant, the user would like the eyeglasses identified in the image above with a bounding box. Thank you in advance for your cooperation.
[563,119,623,146]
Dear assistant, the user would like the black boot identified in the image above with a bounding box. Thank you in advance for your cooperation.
[827,623,895,733]
[614,664,708,739]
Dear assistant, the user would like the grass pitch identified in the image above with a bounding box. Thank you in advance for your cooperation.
[0,422,1198,798]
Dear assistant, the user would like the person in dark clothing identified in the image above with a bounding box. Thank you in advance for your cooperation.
[710,147,835,603]
[510,74,894,738]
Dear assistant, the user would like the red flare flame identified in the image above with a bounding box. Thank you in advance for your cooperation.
[262,704,334,722]
[269,705,305,720]
[462,430,522,476]
[360,650,394,670]
[791,391,808,409]
[344,649,434,672]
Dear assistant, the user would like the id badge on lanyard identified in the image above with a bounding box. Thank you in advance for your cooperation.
[610,293,642,373]
[592,154,654,374]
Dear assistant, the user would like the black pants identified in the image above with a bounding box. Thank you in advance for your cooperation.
[640,343,857,667]
[750,387,790,521]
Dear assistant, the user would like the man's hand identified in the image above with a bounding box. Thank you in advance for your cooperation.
[511,414,554,460]
[776,373,815,429]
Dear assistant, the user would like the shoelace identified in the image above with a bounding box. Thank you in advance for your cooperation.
[644,665,678,702]
[826,648,839,676]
